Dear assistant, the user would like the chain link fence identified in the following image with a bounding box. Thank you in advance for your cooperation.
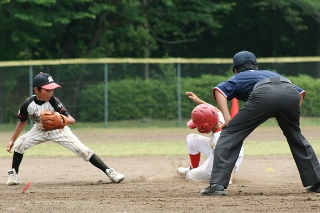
[0,57,320,126]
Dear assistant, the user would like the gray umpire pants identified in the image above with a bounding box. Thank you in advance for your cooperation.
[210,79,320,188]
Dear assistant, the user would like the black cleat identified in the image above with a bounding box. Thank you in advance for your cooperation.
[306,182,320,193]
[200,184,226,196]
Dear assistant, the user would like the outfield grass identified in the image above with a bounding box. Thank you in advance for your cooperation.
[1,116,320,130]
[0,117,319,158]
[0,141,318,158]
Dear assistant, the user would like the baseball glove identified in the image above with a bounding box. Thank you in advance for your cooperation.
[40,110,68,131]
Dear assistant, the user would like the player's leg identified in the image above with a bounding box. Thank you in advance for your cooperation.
[12,126,46,170]
[51,126,124,183]
[11,152,23,174]
[7,127,45,185]
[178,134,211,174]
[187,144,244,183]
[187,133,212,167]
[88,153,124,183]
[185,133,213,157]
[185,151,214,181]
[180,131,220,176]
[6,152,23,186]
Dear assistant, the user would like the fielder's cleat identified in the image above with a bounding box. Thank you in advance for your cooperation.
[6,168,20,186]
[177,165,192,175]
[200,183,226,196]
[106,168,125,183]
[306,182,320,193]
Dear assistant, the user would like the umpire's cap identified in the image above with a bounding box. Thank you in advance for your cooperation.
[233,50,257,66]
[33,72,61,90]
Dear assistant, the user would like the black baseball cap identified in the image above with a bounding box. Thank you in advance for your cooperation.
[233,50,257,66]
[33,73,61,90]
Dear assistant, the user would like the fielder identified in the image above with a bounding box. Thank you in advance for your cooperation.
[178,93,244,184]
[5,72,125,185]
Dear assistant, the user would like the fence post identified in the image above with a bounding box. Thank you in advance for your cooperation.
[104,64,108,128]
[29,66,33,127]
[177,63,181,127]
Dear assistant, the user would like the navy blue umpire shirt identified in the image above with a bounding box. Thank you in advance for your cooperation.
[214,70,305,102]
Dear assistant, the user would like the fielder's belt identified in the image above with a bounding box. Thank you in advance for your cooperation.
[253,76,292,90]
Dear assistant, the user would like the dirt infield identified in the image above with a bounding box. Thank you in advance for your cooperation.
[0,126,319,212]
[0,155,319,213]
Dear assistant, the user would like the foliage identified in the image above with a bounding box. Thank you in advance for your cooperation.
[292,0,320,24]
[77,73,320,122]
[181,74,230,116]
[1,0,319,60]
[0,67,30,123]
[79,78,177,121]
[1,0,320,124]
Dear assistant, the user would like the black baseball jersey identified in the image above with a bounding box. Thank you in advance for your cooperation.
[17,95,69,123]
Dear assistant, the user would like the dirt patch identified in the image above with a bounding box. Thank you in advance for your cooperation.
[0,155,319,213]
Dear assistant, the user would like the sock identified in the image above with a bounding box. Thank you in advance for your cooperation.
[12,151,23,174]
[189,153,201,169]
[89,154,109,173]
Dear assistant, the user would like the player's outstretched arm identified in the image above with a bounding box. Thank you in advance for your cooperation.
[186,91,222,114]
[6,121,28,153]
[186,91,208,105]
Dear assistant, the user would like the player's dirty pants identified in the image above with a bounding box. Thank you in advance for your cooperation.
[185,133,244,181]
[210,82,320,188]
[14,126,94,161]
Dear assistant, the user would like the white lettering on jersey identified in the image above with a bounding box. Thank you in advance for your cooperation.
[58,103,64,109]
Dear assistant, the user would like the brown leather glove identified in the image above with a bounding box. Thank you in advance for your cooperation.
[40,110,68,131]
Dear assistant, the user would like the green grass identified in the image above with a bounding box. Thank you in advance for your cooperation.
[0,119,189,131]
[1,117,320,131]
[1,117,320,158]
[1,141,319,158]
[244,141,320,156]
[0,142,185,158]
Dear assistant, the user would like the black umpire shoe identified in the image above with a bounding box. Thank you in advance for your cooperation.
[306,182,320,193]
[200,183,226,196]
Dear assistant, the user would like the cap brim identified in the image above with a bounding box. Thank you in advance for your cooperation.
[187,119,197,129]
[41,83,61,90]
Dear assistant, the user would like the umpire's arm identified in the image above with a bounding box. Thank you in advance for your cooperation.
[214,90,231,128]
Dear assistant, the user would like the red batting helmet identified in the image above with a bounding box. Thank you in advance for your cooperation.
[187,104,219,134]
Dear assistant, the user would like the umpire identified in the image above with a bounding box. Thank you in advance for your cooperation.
[201,50,320,196]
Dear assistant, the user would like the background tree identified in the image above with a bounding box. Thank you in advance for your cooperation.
[0,0,319,61]
[292,0,320,54]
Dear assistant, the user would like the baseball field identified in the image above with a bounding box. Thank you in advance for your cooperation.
[0,119,320,212]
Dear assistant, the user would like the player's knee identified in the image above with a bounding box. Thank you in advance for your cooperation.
[186,133,197,146]
[84,151,95,161]
[13,143,26,154]
[186,134,197,151]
